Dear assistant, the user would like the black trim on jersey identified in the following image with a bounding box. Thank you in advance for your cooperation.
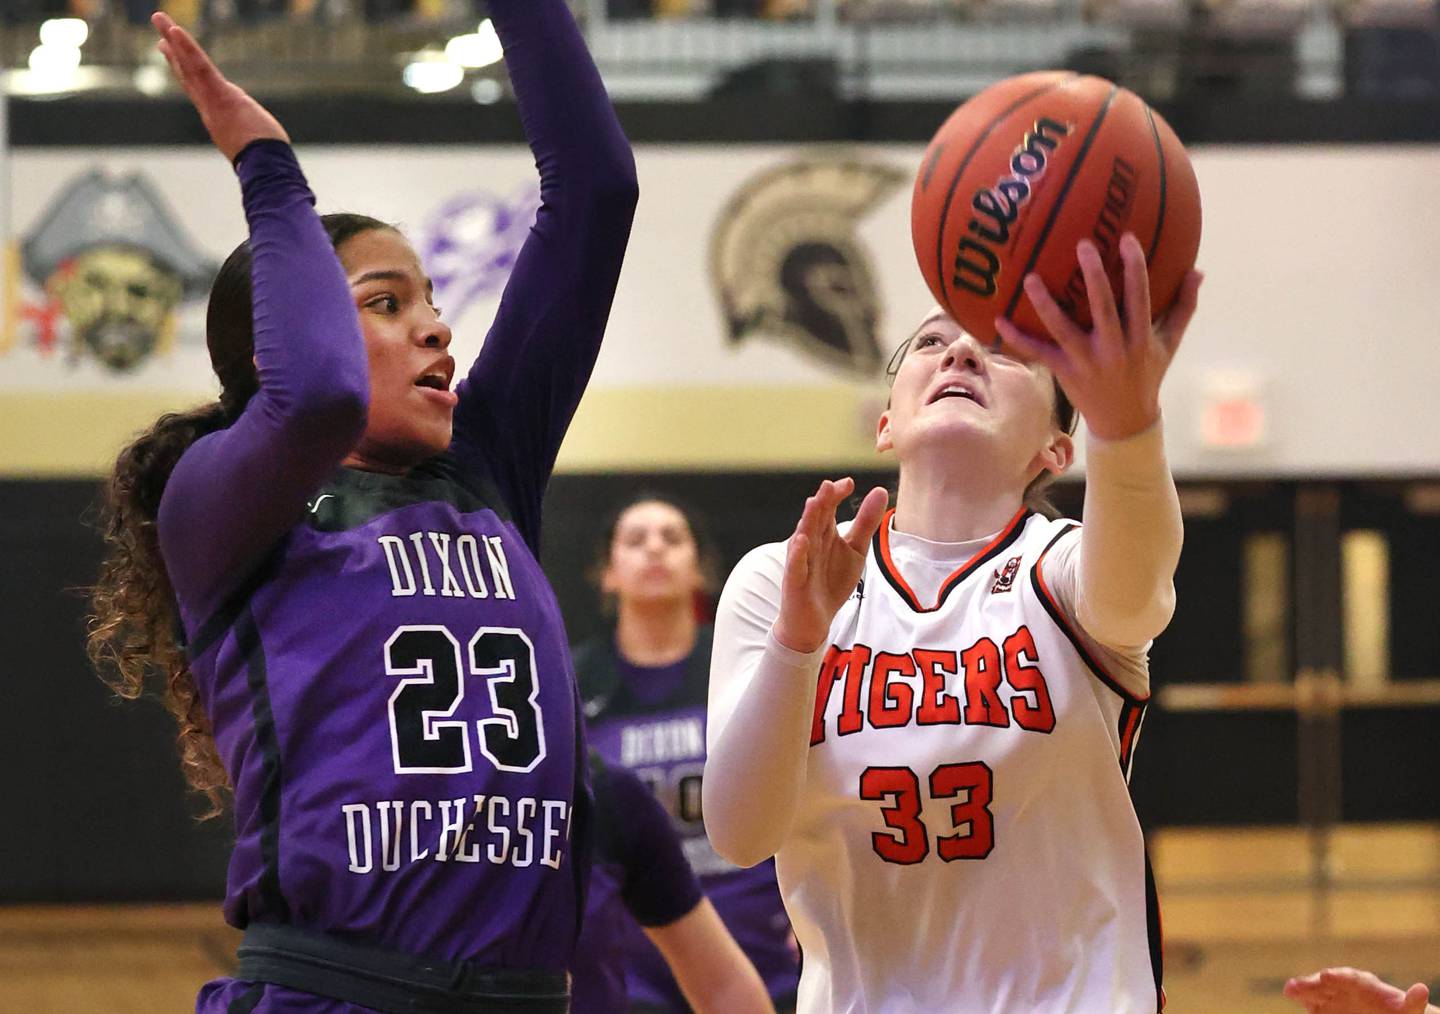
[575,626,715,723]
[227,982,266,1014]
[236,608,292,925]
[1027,524,1149,706]
[1145,848,1166,1011]
[1118,700,1148,781]
[304,454,513,535]
[185,548,284,660]
[871,508,1032,614]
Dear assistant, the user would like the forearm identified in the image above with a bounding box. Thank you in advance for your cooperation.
[645,901,776,1014]
[1077,418,1182,646]
[239,140,368,423]
[489,0,635,189]
[160,142,366,612]
[705,630,821,868]
[451,0,636,542]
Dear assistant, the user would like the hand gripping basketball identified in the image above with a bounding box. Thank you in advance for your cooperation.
[994,232,1203,442]
[152,12,289,163]
[773,479,889,655]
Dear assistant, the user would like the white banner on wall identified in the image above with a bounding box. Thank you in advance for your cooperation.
[3,141,1440,477]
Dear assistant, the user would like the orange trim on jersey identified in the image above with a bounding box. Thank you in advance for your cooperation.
[1030,527,1150,705]
[872,506,1031,614]
[1119,701,1144,770]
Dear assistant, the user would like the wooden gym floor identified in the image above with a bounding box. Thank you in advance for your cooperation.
[3,824,1438,1013]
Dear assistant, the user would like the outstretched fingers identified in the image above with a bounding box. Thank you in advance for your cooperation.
[1021,271,1089,362]
[994,314,1067,373]
[151,12,228,101]
[1156,268,1204,356]
[1119,232,1152,349]
[842,486,890,553]
[1076,239,1122,349]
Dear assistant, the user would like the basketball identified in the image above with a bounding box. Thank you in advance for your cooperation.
[911,71,1202,344]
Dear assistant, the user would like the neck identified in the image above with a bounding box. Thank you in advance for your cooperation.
[614,600,698,667]
[892,450,1029,543]
[342,450,411,475]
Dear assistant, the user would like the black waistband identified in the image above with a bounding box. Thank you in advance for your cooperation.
[236,923,569,1014]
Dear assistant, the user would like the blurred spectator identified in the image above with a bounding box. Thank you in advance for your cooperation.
[0,0,70,25]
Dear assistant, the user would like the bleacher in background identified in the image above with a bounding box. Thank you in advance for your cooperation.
[0,0,1435,101]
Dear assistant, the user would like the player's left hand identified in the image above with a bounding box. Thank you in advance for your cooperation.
[1283,967,1433,1014]
[993,232,1203,441]
[151,12,290,164]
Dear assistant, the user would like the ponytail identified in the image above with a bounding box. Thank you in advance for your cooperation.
[87,402,234,817]
[87,211,393,816]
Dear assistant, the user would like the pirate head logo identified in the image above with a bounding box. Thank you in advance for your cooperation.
[20,171,214,371]
[709,155,906,376]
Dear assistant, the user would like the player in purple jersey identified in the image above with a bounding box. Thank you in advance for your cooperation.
[572,753,774,1014]
[574,496,801,1011]
[85,7,635,1013]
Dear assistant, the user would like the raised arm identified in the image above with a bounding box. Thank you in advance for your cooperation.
[451,0,638,548]
[997,233,1202,651]
[705,480,888,867]
[153,15,367,619]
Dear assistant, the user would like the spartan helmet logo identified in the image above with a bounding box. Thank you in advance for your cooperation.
[710,155,906,376]
[21,171,214,371]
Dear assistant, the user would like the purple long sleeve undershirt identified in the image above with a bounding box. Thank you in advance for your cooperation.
[158,141,370,620]
[160,0,637,624]
[452,0,639,552]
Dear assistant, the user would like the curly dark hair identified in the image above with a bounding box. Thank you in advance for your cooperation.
[87,212,391,818]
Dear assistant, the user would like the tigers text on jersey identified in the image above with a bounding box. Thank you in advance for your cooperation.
[771,510,1161,1014]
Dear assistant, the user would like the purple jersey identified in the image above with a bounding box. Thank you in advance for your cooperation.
[576,628,801,1009]
[571,754,703,1014]
[157,3,636,1009]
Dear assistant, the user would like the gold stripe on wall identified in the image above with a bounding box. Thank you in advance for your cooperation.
[0,384,894,478]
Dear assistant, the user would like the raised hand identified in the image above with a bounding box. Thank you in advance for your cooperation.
[151,12,288,163]
[994,233,1203,441]
[1284,967,1434,1014]
[773,479,888,654]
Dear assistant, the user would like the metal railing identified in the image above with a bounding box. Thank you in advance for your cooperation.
[1,0,1433,100]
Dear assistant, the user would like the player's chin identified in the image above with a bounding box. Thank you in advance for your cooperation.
[409,418,453,459]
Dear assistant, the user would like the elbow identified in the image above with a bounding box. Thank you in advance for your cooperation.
[1079,581,1176,648]
[707,830,777,871]
[591,175,639,236]
[701,778,783,869]
[282,372,369,451]
[585,148,640,220]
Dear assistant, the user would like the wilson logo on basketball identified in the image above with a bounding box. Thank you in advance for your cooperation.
[952,117,1073,299]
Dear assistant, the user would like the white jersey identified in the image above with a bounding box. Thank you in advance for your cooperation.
[754,509,1161,1014]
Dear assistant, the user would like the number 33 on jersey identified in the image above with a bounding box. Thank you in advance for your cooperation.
[780,509,1163,1012]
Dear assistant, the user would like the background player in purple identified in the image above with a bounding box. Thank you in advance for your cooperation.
[572,753,774,1014]
[85,6,635,1012]
[574,496,801,1011]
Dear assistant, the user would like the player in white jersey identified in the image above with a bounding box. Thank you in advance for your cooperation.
[704,233,1204,1014]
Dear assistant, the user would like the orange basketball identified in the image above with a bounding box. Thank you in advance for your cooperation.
[911,71,1201,345]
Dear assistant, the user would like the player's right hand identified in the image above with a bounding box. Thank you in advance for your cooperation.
[773,478,888,655]
[151,12,290,163]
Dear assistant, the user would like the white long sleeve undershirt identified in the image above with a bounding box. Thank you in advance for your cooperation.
[703,419,1182,868]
